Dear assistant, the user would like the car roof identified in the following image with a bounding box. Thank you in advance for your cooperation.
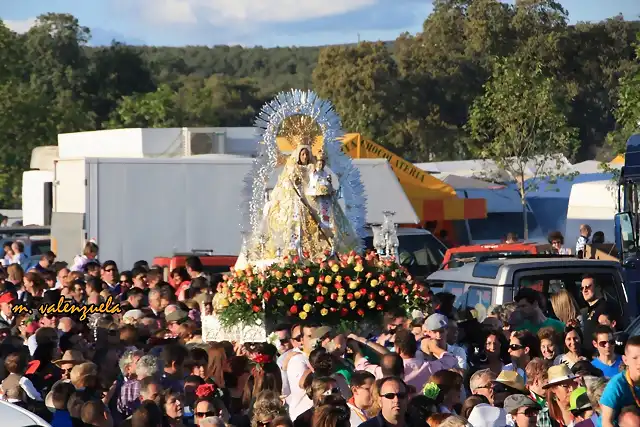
[0,400,51,426]
[427,257,621,286]
[446,242,547,254]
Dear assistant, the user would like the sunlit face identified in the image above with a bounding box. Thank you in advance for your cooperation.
[165,395,184,419]
[353,379,374,409]
[552,380,579,405]
[540,339,557,360]
[565,330,581,354]
[486,334,501,355]
[581,278,596,303]
[509,336,529,364]
[299,148,310,165]
[624,344,640,380]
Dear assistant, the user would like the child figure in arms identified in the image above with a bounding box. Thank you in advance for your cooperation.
[307,151,334,232]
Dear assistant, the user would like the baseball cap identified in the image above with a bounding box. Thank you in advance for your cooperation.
[503,394,540,415]
[569,387,592,412]
[425,313,448,331]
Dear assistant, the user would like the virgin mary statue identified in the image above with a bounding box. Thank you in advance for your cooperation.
[244,115,359,264]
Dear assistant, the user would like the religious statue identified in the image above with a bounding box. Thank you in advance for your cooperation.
[237,90,367,269]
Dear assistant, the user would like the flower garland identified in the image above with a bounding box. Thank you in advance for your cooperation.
[217,251,429,328]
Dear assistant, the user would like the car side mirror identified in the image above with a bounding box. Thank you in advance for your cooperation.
[615,212,636,256]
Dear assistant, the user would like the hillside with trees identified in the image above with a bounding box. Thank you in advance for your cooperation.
[0,0,639,208]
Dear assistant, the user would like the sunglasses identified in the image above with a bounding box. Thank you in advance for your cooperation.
[581,285,593,291]
[509,344,524,351]
[518,408,539,417]
[323,387,341,396]
[279,338,290,345]
[381,392,408,400]
[492,384,509,394]
[196,411,216,418]
[598,340,615,348]
[257,421,273,427]
[292,335,302,342]
[475,383,493,390]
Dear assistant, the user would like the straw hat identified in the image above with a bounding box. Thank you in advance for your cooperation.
[543,364,579,389]
[493,370,527,392]
[53,350,85,368]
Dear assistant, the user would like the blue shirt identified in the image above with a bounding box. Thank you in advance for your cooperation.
[592,356,623,379]
[600,371,640,419]
[51,410,74,427]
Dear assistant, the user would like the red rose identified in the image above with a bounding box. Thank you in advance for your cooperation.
[283,288,289,295]
[357,309,365,317]
[379,275,387,282]
[368,293,376,300]
[263,291,271,301]
[347,293,354,300]
[334,283,343,290]
[316,296,325,304]
[330,293,338,300]
[340,308,349,317]
[293,256,300,263]
[344,277,351,283]
[297,278,303,284]
[376,304,384,311]
[359,288,367,295]
[252,305,261,313]
[290,305,298,314]
[384,295,390,301]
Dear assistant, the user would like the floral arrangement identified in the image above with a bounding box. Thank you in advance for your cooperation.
[217,250,429,328]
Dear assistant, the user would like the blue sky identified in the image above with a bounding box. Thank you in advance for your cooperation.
[1,0,639,47]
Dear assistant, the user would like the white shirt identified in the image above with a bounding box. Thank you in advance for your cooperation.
[278,348,302,397]
[284,352,312,420]
[347,402,369,427]
[447,344,468,370]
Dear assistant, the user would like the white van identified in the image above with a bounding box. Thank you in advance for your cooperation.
[0,400,51,426]
[565,180,617,248]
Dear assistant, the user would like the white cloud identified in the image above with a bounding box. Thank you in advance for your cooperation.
[135,0,378,25]
[4,17,37,33]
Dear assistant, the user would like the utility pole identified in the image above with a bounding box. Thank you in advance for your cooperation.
[357,33,361,44]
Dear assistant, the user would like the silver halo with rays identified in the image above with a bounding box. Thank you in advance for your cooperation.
[239,89,367,252]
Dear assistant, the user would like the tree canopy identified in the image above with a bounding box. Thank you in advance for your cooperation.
[0,5,639,207]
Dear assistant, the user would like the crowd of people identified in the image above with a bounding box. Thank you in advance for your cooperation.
[0,241,637,427]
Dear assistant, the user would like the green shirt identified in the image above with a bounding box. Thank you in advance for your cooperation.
[514,317,565,334]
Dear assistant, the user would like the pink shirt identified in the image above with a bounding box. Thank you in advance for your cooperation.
[354,352,458,391]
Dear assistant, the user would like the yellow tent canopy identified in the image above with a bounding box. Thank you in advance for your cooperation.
[611,154,624,165]
[276,133,487,222]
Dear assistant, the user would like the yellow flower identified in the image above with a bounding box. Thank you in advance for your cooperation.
[293,292,302,301]
[347,256,355,264]
[367,300,376,309]
[331,264,340,273]
[287,285,295,293]
[303,303,312,313]
[296,269,304,277]
[350,301,357,309]
[218,298,230,308]
[349,282,358,290]
[299,312,308,320]
[335,275,342,282]
[320,308,329,316]
[354,291,362,299]
[354,264,364,272]
[370,279,379,287]
[338,288,346,296]
[275,271,283,279]
[308,277,315,286]
[321,286,329,295]
[324,275,333,284]
[337,296,344,303]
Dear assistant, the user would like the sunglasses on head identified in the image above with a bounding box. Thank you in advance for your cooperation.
[196,411,216,418]
[381,392,408,400]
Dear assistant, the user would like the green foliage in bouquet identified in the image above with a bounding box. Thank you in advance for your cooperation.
[216,251,429,328]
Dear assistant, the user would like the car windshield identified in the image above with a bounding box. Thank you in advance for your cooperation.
[431,280,493,321]
[518,272,623,318]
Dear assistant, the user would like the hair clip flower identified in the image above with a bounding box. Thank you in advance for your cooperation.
[423,382,440,400]
[195,384,217,399]
[251,353,273,365]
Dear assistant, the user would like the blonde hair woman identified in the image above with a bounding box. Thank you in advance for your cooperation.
[550,290,581,327]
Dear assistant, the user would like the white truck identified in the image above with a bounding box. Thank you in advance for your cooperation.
[48,156,446,272]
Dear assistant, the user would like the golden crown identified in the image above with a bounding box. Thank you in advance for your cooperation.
[280,115,322,150]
